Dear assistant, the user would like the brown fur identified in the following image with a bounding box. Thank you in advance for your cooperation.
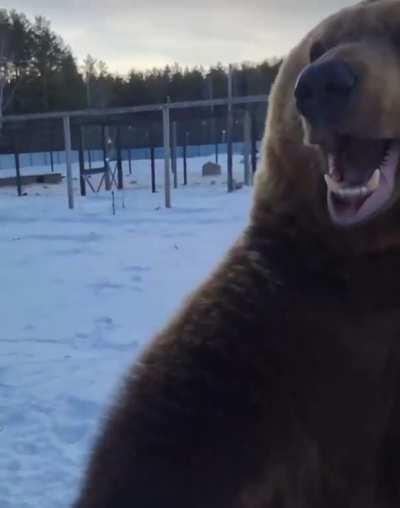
[73,1,400,507]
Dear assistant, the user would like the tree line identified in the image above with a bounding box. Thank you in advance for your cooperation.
[0,9,281,117]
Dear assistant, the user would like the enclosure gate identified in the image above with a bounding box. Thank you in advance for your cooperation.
[78,124,124,195]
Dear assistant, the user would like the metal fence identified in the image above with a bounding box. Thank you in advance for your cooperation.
[2,94,268,209]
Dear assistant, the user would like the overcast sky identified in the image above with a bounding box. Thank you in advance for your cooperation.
[2,0,356,74]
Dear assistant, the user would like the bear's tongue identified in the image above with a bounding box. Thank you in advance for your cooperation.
[335,136,388,184]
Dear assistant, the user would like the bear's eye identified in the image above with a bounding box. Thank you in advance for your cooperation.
[309,41,326,62]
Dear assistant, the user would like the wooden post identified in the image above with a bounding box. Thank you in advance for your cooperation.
[150,145,156,193]
[243,110,251,186]
[78,125,86,196]
[50,150,54,173]
[227,64,234,193]
[63,115,74,209]
[103,125,111,191]
[251,111,258,176]
[212,118,218,164]
[162,104,171,208]
[183,131,188,186]
[171,120,178,189]
[14,148,22,197]
[116,126,123,190]
[128,148,132,174]
[101,124,107,164]
[112,190,116,216]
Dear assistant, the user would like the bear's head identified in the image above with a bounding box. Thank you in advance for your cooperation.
[254,0,400,252]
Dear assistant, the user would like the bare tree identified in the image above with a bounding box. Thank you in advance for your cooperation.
[0,10,12,127]
[82,53,96,108]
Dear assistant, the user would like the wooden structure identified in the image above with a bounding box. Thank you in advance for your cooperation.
[0,172,62,188]
[78,124,123,196]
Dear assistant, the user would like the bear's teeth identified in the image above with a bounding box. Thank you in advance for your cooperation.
[324,174,343,193]
[324,169,381,196]
[328,154,335,175]
[366,169,381,192]
[328,154,341,181]
[335,186,370,198]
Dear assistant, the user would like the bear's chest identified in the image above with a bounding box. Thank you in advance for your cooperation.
[280,285,400,507]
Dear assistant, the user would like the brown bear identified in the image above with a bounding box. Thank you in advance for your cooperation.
[73,1,400,507]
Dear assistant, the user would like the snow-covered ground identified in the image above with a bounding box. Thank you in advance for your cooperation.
[0,155,254,508]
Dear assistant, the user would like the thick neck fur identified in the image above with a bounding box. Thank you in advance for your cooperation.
[246,199,400,315]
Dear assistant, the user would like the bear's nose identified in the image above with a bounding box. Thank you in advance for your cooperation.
[294,60,357,127]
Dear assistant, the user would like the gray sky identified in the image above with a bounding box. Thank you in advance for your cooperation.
[2,0,355,74]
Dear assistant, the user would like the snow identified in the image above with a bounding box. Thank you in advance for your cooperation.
[0,154,253,508]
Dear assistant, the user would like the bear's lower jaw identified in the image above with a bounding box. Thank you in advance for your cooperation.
[323,139,400,227]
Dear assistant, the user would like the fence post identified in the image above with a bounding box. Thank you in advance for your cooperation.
[78,125,86,196]
[14,148,22,197]
[171,120,178,189]
[162,104,171,208]
[243,110,251,186]
[128,148,132,174]
[116,125,123,190]
[251,111,258,176]
[183,131,188,186]
[88,148,92,169]
[50,150,54,173]
[227,64,234,192]
[150,145,156,193]
[102,125,111,191]
[63,115,74,209]
[211,118,218,164]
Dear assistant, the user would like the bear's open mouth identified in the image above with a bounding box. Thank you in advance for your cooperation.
[323,135,400,227]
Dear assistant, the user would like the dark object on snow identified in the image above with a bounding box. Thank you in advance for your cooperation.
[0,172,62,188]
[202,161,222,177]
